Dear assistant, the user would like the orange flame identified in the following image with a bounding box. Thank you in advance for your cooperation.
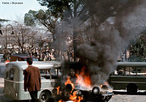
[101,82,109,88]
[70,91,77,101]
[56,86,60,95]
[59,66,92,102]
[69,91,83,102]
[58,99,63,102]
[60,76,83,102]
[65,76,75,90]
[76,66,92,88]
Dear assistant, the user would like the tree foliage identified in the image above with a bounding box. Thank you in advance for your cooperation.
[24,9,61,41]
[37,0,72,17]
[129,33,146,61]
[24,10,37,26]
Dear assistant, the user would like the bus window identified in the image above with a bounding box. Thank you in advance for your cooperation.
[125,67,133,75]
[9,69,14,80]
[40,69,50,79]
[117,67,124,75]
[117,67,136,76]
[136,67,146,76]
[50,69,58,79]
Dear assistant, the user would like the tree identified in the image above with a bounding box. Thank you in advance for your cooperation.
[37,0,90,61]
[11,24,29,53]
[37,0,72,16]
[129,32,146,61]
[11,23,39,53]
[24,9,61,42]
[24,10,36,27]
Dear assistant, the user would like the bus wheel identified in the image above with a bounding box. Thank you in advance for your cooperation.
[39,91,52,102]
[127,84,137,94]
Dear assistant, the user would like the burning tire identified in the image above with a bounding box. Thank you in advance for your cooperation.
[127,84,137,94]
[65,84,73,92]
[39,91,52,102]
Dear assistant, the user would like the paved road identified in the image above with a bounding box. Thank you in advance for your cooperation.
[109,91,146,102]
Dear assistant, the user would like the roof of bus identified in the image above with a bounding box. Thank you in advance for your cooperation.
[10,54,32,58]
[6,61,62,70]
[117,62,146,67]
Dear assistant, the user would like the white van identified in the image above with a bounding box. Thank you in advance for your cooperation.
[3,61,61,101]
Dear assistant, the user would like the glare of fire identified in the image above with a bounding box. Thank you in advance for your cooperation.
[100,82,109,88]
[69,91,83,102]
[70,91,77,101]
[59,66,92,102]
[104,82,109,85]
[65,76,75,90]
[58,76,83,102]
[75,66,92,89]
[56,86,60,95]
[58,99,63,102]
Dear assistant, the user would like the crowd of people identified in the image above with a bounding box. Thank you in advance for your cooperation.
[1,47,75,62]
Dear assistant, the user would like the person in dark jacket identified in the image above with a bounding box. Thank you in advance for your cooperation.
[24,58,41,102]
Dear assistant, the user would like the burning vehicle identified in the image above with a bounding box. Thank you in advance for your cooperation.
[52,62,114,102]
[37,41,115,102]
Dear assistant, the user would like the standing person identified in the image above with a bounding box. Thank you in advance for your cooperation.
[24,58,41,102]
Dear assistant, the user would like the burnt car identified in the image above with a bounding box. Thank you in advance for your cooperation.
[55,83,113,102]
[71,85,113,102]
[53,61,114,102]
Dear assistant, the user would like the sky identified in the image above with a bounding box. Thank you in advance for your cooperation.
[0,0,47,21]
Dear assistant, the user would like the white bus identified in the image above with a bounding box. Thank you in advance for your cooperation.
[3,61,61,102]
[109,62,146,94]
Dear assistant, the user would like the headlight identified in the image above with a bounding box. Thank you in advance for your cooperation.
[92,86,100,95]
